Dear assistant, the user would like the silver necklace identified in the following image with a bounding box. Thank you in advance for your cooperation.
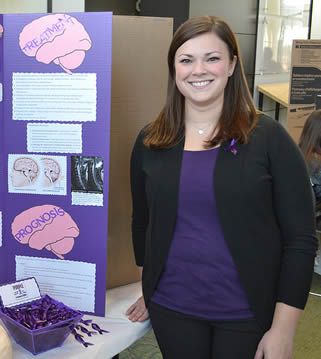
[187,122,212,135]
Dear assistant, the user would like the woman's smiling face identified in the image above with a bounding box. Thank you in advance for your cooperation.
[174,32,236,109]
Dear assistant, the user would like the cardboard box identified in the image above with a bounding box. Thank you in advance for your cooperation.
[286,39,321,142]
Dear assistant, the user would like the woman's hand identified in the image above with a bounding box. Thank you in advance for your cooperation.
[254,327,294,359]
[126,295,149,322]
[254,302,301,358]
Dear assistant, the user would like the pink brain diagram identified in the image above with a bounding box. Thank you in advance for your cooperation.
[12,157,39,187]
[11,205,80,259]
[41,158,61,187]
[19,14,92,74]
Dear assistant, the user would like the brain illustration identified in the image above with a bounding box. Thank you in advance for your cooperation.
[19,14,92,74]
[12,157,39,186]
[12,205,80,259]
[41,158,61,186]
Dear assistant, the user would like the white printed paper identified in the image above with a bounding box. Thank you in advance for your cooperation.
[13,73,97,122]
[8,154,67,195]
[27,122,82,153]
[72,192,103,206]
[16,256,96,312]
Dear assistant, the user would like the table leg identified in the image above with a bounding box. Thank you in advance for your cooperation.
[275,103,280,121]
[258,93,263,111]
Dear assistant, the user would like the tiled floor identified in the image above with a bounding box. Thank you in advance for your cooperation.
[120,329,162,359]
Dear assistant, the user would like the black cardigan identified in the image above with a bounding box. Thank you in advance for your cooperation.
[130,115,317,331]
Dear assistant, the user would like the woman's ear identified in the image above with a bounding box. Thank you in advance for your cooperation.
[229,55,237,76]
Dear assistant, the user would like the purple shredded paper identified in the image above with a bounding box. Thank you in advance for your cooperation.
[0,295,80,330]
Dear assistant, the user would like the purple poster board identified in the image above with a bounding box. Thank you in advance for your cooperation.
[0,15,5,282]
[0,12,112,316]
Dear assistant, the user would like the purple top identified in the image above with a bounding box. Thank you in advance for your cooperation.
[151,147,253,320]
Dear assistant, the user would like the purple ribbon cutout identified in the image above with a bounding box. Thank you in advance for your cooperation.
[224,138,237,155]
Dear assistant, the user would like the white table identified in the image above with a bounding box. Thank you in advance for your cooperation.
[1,282,151,359]
[257,82,289,121]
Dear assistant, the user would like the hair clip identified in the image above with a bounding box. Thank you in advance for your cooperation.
[224,138,237,155]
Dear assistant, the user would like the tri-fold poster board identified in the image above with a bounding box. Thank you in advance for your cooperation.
[0,11,113,316]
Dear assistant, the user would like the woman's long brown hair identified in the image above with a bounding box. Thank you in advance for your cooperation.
[299,110,321,170]
[143,16,258,149]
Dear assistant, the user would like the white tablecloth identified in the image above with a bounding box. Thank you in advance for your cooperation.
[1,282,151,359]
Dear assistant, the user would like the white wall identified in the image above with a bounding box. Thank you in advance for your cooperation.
[0,0,84,13]
[0,0,47,13]
[189,0,257,34]
[311,0,321,39]
[52,0,85,12]
[86,0,136,15]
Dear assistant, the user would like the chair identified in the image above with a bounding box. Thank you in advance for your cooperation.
[311,183,321,293]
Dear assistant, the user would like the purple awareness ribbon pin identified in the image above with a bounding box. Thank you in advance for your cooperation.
[224,138,237,155]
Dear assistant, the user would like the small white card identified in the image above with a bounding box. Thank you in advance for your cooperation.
[0,277,41,308]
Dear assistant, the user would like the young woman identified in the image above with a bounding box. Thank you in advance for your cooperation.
[126,16,317,359]
[299,110,321,204]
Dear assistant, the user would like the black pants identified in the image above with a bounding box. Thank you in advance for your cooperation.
[149,301,264,359]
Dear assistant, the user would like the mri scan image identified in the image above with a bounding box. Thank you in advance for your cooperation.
[71,156,103,193]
